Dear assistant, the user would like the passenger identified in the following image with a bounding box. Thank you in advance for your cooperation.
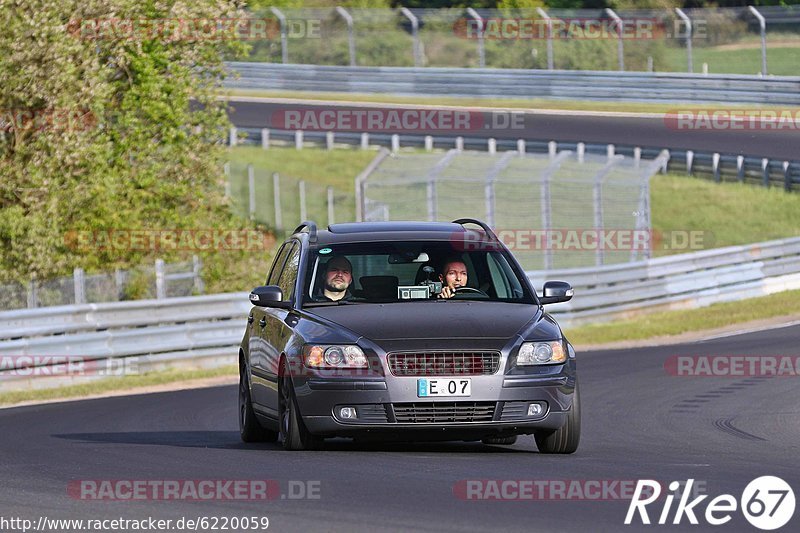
[437,257,468,299]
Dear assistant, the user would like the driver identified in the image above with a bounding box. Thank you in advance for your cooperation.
[317,255,354,302]
[437,257,468,299]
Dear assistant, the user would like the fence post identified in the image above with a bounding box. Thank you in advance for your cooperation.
[335,6,356,67]
[488,138,496,155]
[192,255,204,295]
[261,128,270,149]
[604,8,625,71]
[536,7,554,70]
[361,132,369,150]
[424,135,433,152]
[455,136,464,151]
[391,134,400,153]
[634,147,641,169]
[295,130,303,150]
[326,131,335,150]
[784,161,792,192]
[73,268,86,305]
[327,186,335,225]
[548,141,557,160]
[516,139,525,155]
[762,158,770,187]
[27,278,38,308]
[299,180,307,222]
[686,150,694,175]
[248,164,256,221]
[748,6,768,76]
[115,269,125,300]
[427,180,436,221]
[270,7,288,64]
[577,142,585,163]
[466,8,485,68]
[229,127,237,147]
[607,144,615,159]
[155,259,166,299]
[273,172,283,230]
[675,8,693,73]
[712,153,721,182]
[737,155,745,182]
[223,161,231,198]
[400,7,421,67]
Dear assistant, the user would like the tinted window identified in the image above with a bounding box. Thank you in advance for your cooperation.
[276,243,300,301]
[267,243,292,285]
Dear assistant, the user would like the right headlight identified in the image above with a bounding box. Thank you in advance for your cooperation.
[516,341,566,365]
[303,344,368,368]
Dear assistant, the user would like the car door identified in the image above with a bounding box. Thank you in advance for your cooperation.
[256,241,301,416]
[250,242,292,409]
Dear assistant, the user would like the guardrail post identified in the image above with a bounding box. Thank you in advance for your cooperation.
[783,161,792,192]
[261,128,270,149]
[228,126,237,147]
[155,259,166,300]
[516,139,526,155]
[192,255,204,295]
[273,172,283,230]
[536,7,554,70]
[295,130,303,150]
[634,147,641,168]
[360,132,369,150]
[577,142,585,163]
[223,161,231,198]
[335,6,357,67]
[737,155,745,182]
[270,7,288,64]
[455,136,464,151]
[686,150,694,175]
[762,158,770,187]
[712,153,721,182]
[675,9,693,73]
[607,144,615,159]
[400,7,421,67]
[424,135,433,152]
[73,268,86,305]
[299,180,307,222]
[466,8,485,68]
[115,269,125,300]
[391,134,400,153]
[248,164,256,221]
[327,186,335,225]
[647,56,653,72]
[548,141,557,160]
[748,6,768,76]
[604,8,625,71]
[27,278,38,308]
[326,131,335,150]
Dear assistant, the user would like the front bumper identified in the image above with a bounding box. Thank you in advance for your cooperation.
[293,363,576,440]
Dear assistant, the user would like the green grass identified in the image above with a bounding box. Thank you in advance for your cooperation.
[0,365,237,407]
[564,289,800,346]
[662,43,800,76]
[227,90,797,115]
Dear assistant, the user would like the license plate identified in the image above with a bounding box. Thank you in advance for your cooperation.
[417,378,471,397]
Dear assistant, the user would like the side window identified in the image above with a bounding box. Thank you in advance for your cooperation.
[487,253,524,299]
[276,244,300,301]
[267,243,291,285]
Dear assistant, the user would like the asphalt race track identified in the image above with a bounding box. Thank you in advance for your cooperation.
[228,99,800,161]
[2,325,798,532]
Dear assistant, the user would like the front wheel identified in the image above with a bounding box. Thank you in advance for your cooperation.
[239,364,278,443]
[534,382,581,454]
[279,360,323,451]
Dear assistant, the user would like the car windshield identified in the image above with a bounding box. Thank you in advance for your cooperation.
[302,241,534,305]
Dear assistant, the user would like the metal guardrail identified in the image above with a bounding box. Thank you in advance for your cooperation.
[234,127,800,191]
[225,63,800,105]
[2,236,800,392]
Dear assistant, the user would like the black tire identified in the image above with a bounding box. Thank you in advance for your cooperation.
[482,436,518,445]
[239,364,278,443]
[279,360,323,451]
[534,382,581,454]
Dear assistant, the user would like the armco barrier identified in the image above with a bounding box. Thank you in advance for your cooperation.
[225,63,800,105]
[2,236,800,392]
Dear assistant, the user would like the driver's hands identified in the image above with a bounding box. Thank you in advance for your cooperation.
[438,286,456,299]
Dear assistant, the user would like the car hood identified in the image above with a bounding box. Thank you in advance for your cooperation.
[306,301,540,342]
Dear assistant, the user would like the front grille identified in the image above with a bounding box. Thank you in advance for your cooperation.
[392,402,496,423]
[388,352,500,376]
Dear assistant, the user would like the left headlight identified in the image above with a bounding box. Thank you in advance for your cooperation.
[304,344,368,368]
[516,341,566,365]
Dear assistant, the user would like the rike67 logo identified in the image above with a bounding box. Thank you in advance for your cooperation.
[625,477,795,530]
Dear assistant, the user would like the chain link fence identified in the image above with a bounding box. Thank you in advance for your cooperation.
[0,258,203,311]
[360,148,667,270]
[239,6,799,75]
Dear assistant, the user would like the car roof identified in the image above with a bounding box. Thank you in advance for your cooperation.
[298,221,495,246]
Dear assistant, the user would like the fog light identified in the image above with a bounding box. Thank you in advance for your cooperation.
[527,403,545,417]
[339,407,357,419]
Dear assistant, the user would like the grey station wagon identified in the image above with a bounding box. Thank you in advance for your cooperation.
[238,219,579,453]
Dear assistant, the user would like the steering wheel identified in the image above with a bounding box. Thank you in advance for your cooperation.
[452,286,490,299]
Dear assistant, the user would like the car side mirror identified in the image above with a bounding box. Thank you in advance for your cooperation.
[539,280,573,305]
[249,285,291,309]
